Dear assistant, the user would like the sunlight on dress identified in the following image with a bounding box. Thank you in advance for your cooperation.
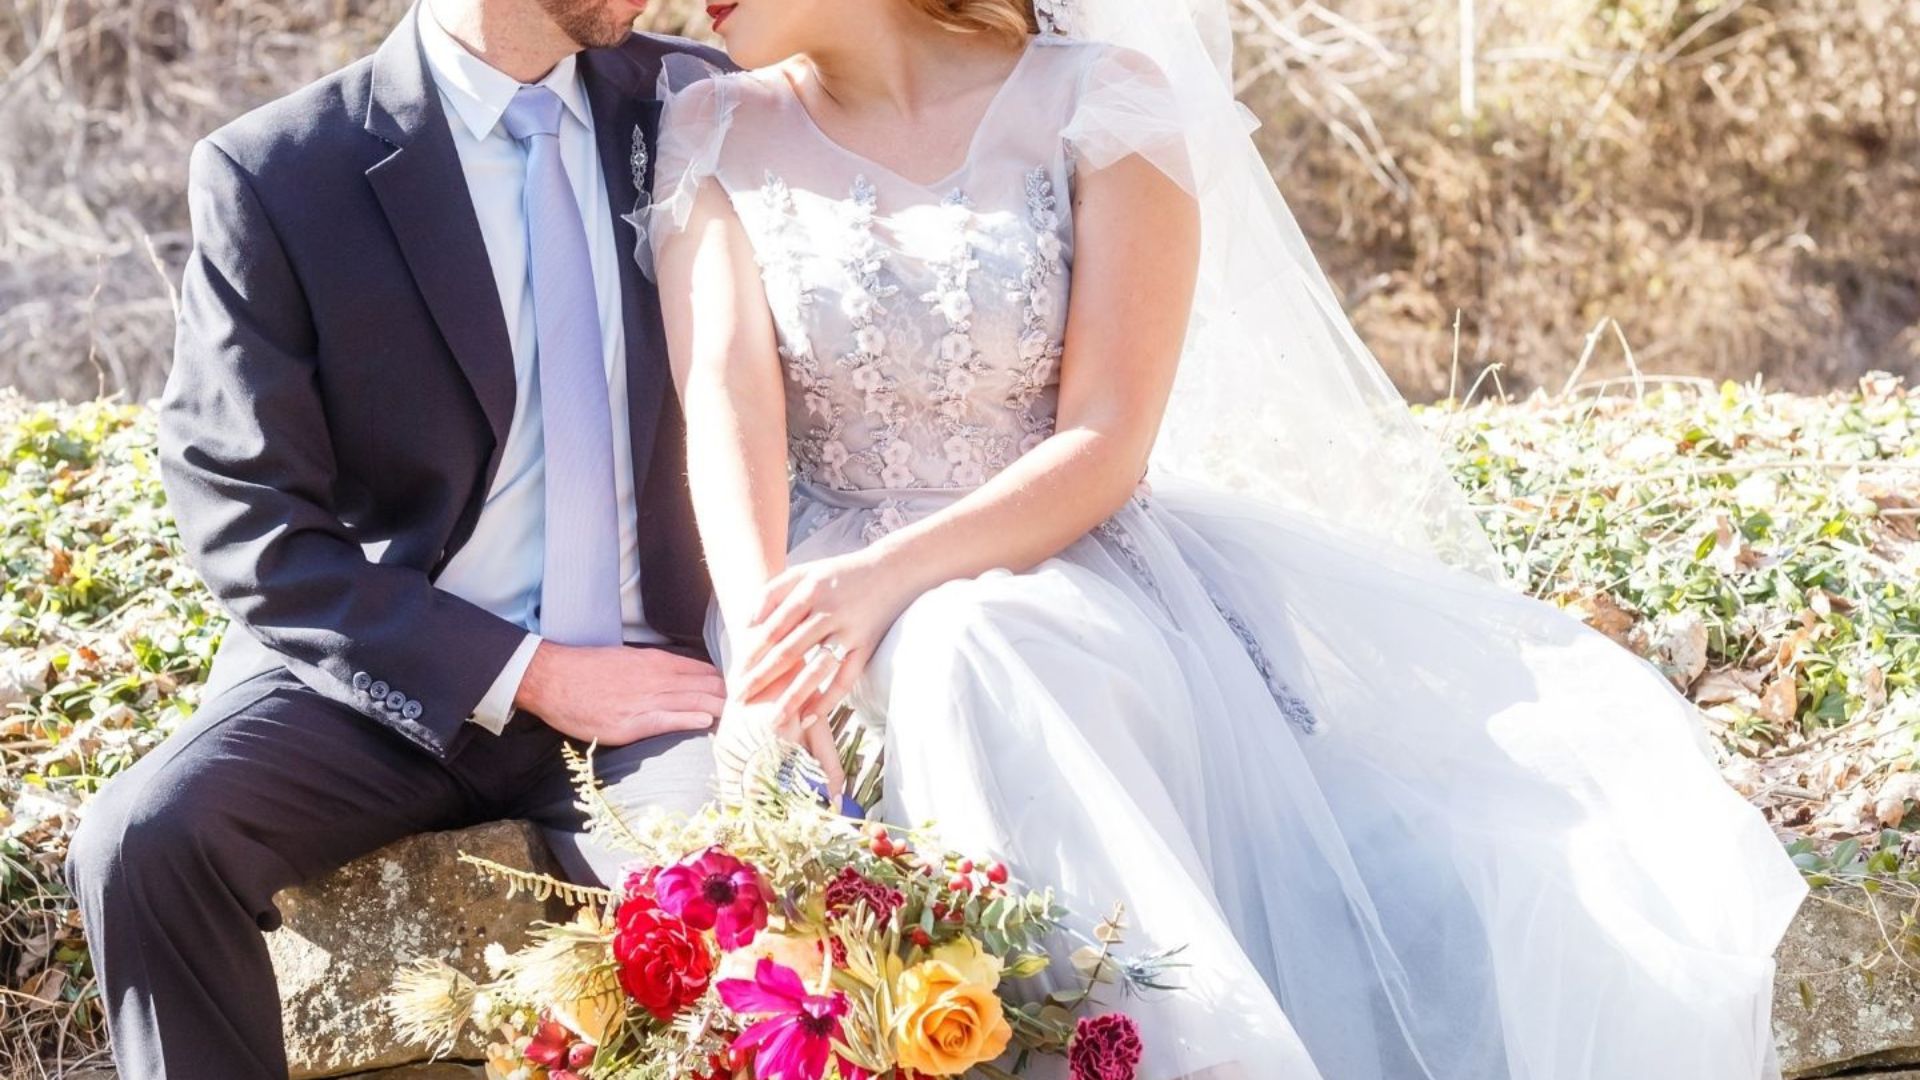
[645,37,1808,1080]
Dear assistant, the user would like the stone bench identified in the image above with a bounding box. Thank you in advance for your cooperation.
[267,821,568,1079]
[84,822,1920,1079]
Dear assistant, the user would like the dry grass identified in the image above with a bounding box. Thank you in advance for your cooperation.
[0,0,703,403]
[5,0,1918,401]
[1238,0,1920,397]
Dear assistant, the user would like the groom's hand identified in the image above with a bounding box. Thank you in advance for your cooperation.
[514,643,726,746]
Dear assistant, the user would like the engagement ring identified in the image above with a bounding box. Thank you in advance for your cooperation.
[806,640,849,666]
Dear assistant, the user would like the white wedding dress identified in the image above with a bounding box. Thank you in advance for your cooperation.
[646,35,1807,1080]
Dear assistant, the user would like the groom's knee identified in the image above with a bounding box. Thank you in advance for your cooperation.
[67,743,263,930]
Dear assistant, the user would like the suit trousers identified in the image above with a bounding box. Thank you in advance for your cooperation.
[65,660,713,1080]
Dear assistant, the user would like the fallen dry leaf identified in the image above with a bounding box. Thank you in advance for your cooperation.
[1694,668,1764,707]
[1875,773,1920,828]
[1757,675,1800,726]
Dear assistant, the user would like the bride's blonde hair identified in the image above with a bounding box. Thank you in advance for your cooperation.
[904,0,1038,47]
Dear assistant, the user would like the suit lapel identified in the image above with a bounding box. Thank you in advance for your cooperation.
[580,50,708,641]
[363,5,517,477]
[580,52,668,505]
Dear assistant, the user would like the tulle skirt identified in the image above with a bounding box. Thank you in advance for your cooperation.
[723,480,1807,1080]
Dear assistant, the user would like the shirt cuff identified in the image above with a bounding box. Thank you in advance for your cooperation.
[468,632,542,734]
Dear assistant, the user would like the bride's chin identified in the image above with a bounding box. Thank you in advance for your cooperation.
[716,36,785,70]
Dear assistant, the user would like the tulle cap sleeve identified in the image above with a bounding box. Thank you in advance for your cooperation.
[634,54,739,280]
[1061,43,1196,195]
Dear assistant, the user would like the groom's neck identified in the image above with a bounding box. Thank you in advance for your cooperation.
[427,0,579,85]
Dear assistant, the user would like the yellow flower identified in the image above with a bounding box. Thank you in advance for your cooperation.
[928,937,1004,990]
[550,989,624,1047]
[716,930,830,988]
[891,939,1014,1076]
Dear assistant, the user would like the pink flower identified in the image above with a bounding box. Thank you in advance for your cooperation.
[620,864,661,900]
[718,959,869,1080]
[1069,1013,1144,1080]
[657,847,771,949]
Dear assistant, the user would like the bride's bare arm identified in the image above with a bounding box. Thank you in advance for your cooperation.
[655,179,792,635]
[658,178,850,792]
[737,153,1201,716]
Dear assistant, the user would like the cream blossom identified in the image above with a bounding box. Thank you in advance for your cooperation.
[939,332,974,366]
[1036,231,1064,263]
[937,290,974,324]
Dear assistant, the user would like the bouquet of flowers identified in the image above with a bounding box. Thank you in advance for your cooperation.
[388,734,1177,1080]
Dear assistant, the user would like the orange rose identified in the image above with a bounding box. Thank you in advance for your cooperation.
[891,940,1014,1076]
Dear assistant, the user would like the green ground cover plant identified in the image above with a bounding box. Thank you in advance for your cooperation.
[1,377,1915,1072]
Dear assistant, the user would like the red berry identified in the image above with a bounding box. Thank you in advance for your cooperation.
[909,928,932,947]
[872,835,894,857]
[568,1043,596,1069]
[956,858,974,874]
[986,862,1009,884]
[948,875,970,893]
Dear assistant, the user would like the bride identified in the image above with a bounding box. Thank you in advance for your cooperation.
[641,0,1808,1075]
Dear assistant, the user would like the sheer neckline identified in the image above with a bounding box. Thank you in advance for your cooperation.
[773,36,1041,193]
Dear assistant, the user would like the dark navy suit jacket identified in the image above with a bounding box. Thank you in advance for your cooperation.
[159,5,727,758]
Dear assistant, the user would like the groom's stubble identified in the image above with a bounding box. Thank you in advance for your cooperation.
[538,0,646,50]
[428,0,647,83]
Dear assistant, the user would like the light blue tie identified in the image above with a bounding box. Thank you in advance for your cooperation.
[503,85,624,646]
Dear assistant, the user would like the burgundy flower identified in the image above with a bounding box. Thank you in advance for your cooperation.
[521,1015,596,1079]
[823,866,906,923]
[612,894,714,1022]
[656,847,772,950]
[1069,1012,1144,1080]
[822,866,907,966]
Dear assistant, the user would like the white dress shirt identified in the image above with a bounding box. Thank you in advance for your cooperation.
[418,5,665,733]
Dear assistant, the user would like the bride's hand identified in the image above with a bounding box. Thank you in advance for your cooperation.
[734,548,920,726]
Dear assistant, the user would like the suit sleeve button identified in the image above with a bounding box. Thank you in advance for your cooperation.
[402,700,424,721]
[352,672,372,693]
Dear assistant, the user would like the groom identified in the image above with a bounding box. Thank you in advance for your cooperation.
[64,0,730,1076]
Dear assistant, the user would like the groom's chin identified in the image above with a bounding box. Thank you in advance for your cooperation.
[546,0,647,50]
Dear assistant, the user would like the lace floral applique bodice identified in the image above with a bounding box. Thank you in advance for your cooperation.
[648,38,1183,494]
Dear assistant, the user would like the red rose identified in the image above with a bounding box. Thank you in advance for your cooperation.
[1069,1013,1144,1080]
[612,895,714,1022]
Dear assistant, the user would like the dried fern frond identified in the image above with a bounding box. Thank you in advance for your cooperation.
[458,852,615,908]
[495,918,622,1008]
[565,741,652,856]
[386,957,478,1058]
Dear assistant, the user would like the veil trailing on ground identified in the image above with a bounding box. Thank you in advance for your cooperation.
[1039,0,1506,580]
